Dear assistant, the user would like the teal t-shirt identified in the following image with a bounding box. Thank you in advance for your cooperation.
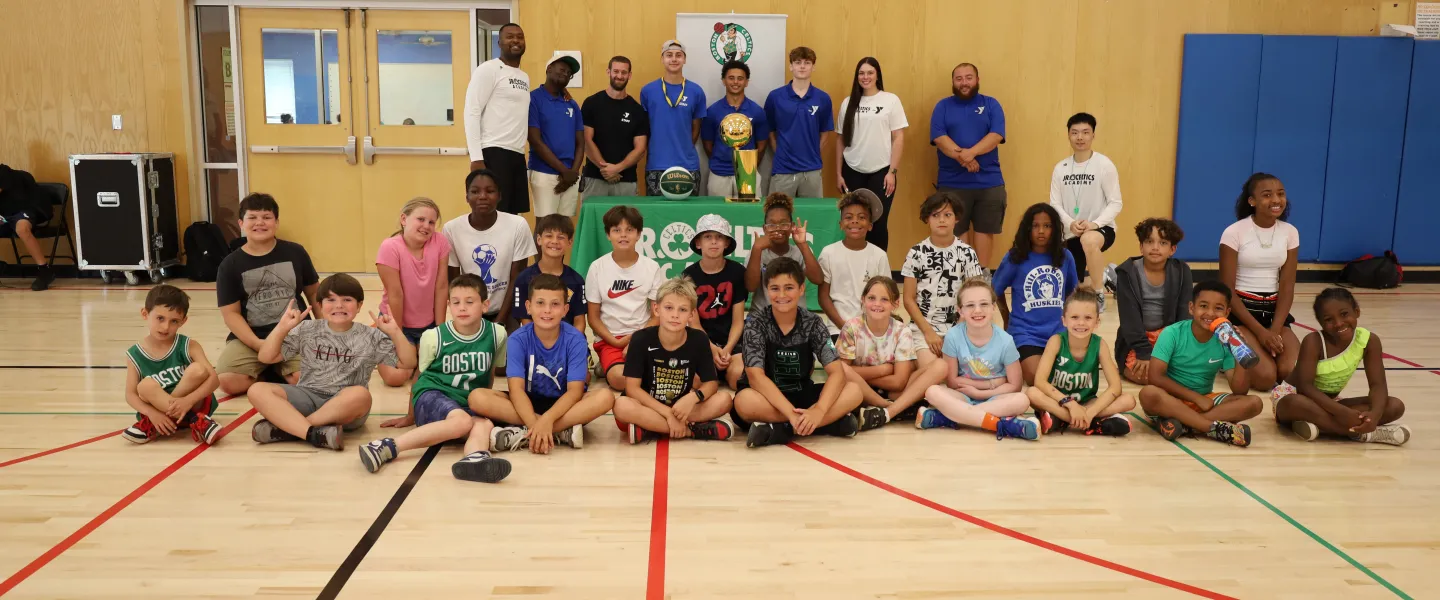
[1151,320,1234,394]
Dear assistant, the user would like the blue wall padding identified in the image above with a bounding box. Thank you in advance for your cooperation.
[1392,41,1440,265]
[1173,34,1263,261]
[1252,36,1337,262]
[1317,37,1413,262]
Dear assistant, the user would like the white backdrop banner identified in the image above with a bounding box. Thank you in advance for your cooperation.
[675,13,788,118]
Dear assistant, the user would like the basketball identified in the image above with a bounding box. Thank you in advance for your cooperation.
[658,166,695,200]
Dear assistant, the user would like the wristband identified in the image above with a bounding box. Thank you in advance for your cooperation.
[1058,397,1073,406]
[694,389,706,403]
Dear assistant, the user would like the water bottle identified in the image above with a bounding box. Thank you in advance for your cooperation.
[1209,318,1260,369]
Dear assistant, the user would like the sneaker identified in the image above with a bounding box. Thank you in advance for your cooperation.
[1104,263,1118,293]
[553,424,583,449]
[1035,410,1055,435]
[1352,424,1411,446]
[1085,414,1131,437]
[1097,291,1107,314]
[306,424,344,450]
[626,423,654,445]
[121,417,159,444]
[817,414,861,438]
[251,419,297,444]
[892,404,921,423]
[688,419,733,441]
[995,416,1040,441]
[451,451,512,483]
[490,426,529,452]
[856,406,888,432]
[745,422,794,448]
[358,438,398,473]
[1290,420,1319,442]
[1207,421,1251,447]
[190,414,223,445]
[1270,382,1297,404]
[1153,417,1190,441]
[31,265,55,291]
[915,406,957,430]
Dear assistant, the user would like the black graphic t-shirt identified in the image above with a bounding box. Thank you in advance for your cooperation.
[623,326,717,405]
[741,307,837,393]
[682,259,749,348]
[216,240,319,340]
[581,91,650,182]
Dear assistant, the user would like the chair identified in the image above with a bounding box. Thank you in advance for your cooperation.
[7,182,77,269]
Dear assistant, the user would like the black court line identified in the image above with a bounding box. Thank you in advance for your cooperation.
[318,444,440,600]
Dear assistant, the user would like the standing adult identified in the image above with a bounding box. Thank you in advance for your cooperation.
[765,46,833,199]
[464,23,531,214]
[528,56,584,219]
[639,40,707,197]
[701,60,769,198]
[835,57,907,250]
[581,57,649,199]
[931,63,1006,266]
[1049,112,1121,305]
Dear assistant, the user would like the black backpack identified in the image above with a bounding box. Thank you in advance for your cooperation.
[183,221,232,282]
[1338,251,1402,289]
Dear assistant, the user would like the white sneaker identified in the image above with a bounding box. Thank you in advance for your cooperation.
[1290,421,1319,442]
[554,424,584,449]
[1353,424,1411,446]
[490,426,529,452]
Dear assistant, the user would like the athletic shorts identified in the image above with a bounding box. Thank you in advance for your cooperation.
[276,384,369,431]
[769,170,823,199]
[216,339,301,379]
[413,389,478,427]
[481,147,530,214]
[645,169,701,197]
[909,322,951,353]
[401,325,432,347]
[1065,225,1116,278]
[730,377,823,430]
[1237,290,1295,330]
[1124,329,1163,371]
[1018,344,1047,360]
[581,177,638,199]
[0,210,46,237]
[1182,392,1233,414]
[594,336,628,375]
[495,394,559,427]
[531,171,580,218]
[941,185,1007,234]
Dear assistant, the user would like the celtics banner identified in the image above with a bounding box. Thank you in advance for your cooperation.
[676,13,788,125]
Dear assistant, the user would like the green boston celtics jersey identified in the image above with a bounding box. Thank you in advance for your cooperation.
[411,320,506,406]
[1048,334,1101,402]
[125,334,194,394]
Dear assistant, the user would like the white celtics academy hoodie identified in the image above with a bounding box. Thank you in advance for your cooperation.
[1048,151,1122,239]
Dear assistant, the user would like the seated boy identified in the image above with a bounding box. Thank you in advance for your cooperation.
[902,192,985,370]
[360,274,512,483]
[817,189,890,338]
[0,164,56,290]
[1115,218,1192,385]
[512,214,587,331]
[615,277,735,444]
[1138,280,1263,447]
[733,257,870,448]
[586,205,663,390]
[248,273,417,450]
[215,193,319,395]
[682,214,748,385]
[474,274,615,454]
[121,284,223,445]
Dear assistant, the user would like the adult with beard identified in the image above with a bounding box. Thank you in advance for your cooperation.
[835,57,908,250]
[464,23,531,214]
[701,60,769,198]
[581,57,650,199]
[640,41,707,197]
[931,63,1007,266]
[528,56,584,219]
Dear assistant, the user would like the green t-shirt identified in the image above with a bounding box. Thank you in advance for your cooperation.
[1151,320,1234,394]
[410,320,508,406]
[125,334,194,394]
[1049,333,1100,402]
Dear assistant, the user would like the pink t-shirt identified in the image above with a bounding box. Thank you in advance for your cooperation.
[376,233,452,328]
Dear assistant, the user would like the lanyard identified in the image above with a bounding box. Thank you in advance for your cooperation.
[661,79,686,108]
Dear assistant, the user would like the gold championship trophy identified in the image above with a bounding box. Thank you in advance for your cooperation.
[720,112,759,202]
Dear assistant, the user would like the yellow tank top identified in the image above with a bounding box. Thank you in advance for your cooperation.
[1314,327,1369,396]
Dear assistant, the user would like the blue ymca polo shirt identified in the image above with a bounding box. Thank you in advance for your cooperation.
[700,97,770,177]
[527,87,584,175]
[764,82,834,175]
[639,78,707,172]
[930,94,1006,189]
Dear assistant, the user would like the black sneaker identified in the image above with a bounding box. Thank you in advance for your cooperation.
[1153,417,1190,441]
[856,406,887,432]
[817,414,861,438]
[745,422,795,448]
[1085,415,1131,437]
[892,404,922,423]
[31,265,55,291]
[251,419,298,444]
[688,420,733,441]
[306,424,343,450]
[451,451,512,483]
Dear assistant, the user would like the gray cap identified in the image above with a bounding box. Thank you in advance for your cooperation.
[842,188,885,221]
[660,39,686,55]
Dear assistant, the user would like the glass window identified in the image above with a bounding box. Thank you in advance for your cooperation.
[260,28,340,125]
[376,30,454,125]
[205,169,242,242]
[196,6,236,162]
[477,9,509,63]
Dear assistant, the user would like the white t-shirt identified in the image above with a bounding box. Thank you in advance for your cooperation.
[900,237,985,335]
[584,252,663,337]
[1048,151,1122,239]
[835,91,908,174]
[1220,218,1299,292]
[818,241,892,334]
[443,213,537,314]
[464,58,531,158]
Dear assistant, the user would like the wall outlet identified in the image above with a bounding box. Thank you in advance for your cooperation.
[112,115,122,130]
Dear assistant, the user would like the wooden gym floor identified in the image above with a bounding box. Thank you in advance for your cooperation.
[0,276,1434,599]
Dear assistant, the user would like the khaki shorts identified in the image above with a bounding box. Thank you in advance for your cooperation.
[216,338,301,379]
[276,384,369,431]
[769,170,822,198]
[581,177,638,199]
[531,171,580,217]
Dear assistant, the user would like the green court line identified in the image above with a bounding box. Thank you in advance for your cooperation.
[1126,412,1412,599]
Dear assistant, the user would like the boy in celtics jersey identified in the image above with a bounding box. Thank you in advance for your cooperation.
[1024,288,1135,436]
[359,274,512,483]
[122,285,223,445]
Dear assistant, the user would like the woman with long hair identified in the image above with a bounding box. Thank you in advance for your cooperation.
[835,57,908,250]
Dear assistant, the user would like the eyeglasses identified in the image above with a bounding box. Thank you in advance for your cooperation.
[763,223,792,231]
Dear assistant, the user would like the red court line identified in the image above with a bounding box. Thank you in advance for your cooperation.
[0,407,258,596]
[0,395,238,470]
[645,438,670,600]
[788,442,1237,600]
[1293,322,1440,376]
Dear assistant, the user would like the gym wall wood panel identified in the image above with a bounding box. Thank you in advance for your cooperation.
[0,0,192,265]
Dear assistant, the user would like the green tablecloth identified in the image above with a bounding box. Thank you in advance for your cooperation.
[574,196,839,310]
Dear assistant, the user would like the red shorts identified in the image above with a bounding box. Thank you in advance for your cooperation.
[1183,392,1231,413]
[594,335,628,376]
[1125,329,1163,371]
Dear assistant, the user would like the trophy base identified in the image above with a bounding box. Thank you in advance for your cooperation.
[726,195,759,203]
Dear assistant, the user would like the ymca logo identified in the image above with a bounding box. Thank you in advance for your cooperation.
[608,279,638,299]
[976,106,985,115]
[621,111,632,123]
[710,22,754,65]
[857,106,884,115]
[809,106,819,116]
[566,108,574,118]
